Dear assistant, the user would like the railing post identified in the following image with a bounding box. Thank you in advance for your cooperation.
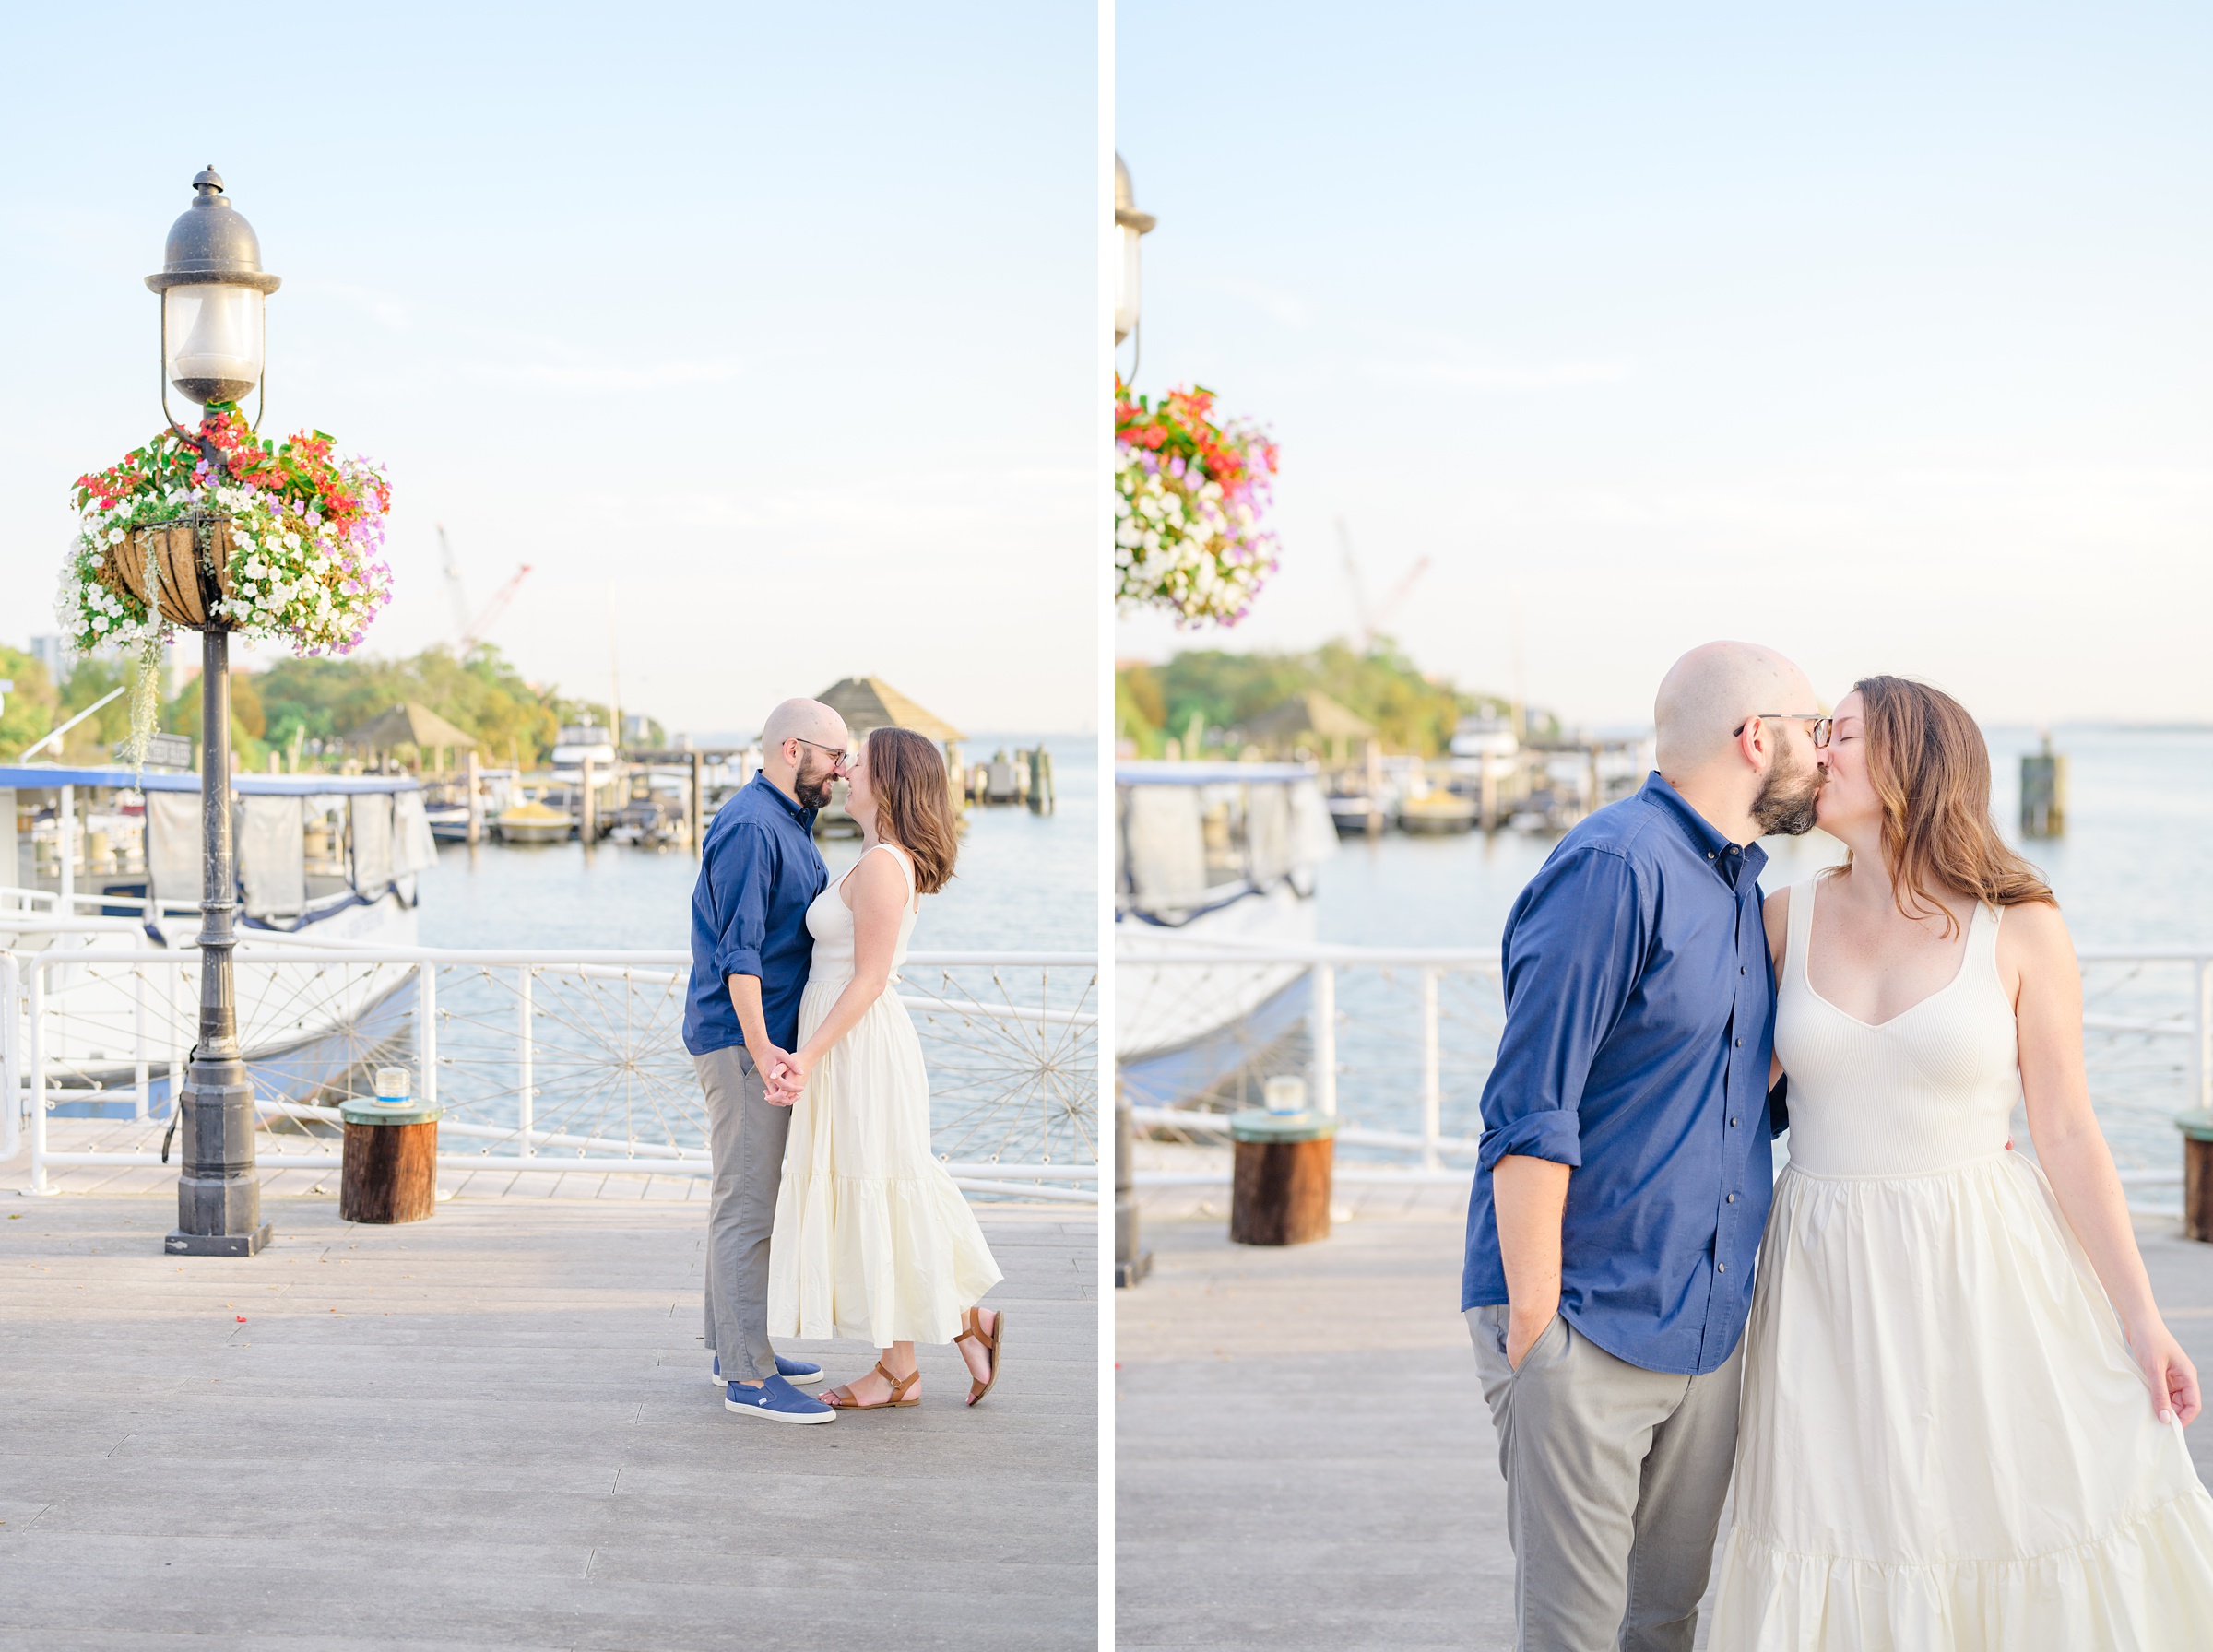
[133,955,149,1122]
[516,965,534,1156]
[58,784,74,918]
[1,954,18,1163]
[166,958,183,1123]
[418,960,438,1111]
[1312,962,1337,1117]
[1421,966,1441,1170]
[28,961,52,1196]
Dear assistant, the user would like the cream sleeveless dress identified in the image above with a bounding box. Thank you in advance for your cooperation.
[1712,878,2213,1649]
[766,842,1001,1349]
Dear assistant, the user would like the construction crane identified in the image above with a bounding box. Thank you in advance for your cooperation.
[1336,517,1432,652]
[437,524,470,643]
[459,564,532,653]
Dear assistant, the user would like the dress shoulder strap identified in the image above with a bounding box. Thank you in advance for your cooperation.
[872,841,918,900]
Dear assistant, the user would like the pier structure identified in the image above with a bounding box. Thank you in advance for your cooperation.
[0,1186,1095,1648]
[1115,1203,2213,1648]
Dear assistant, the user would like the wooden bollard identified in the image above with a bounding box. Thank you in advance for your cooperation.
[339,1096,441,1224]
[2180,1113,2213,1245]
[1229,1110,1335,1246]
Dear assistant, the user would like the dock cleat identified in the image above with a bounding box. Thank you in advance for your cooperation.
[724,1374,835,1425]
[711,1353,823,1386]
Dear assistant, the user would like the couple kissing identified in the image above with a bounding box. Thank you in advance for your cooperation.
[1464,643,2213,1650]
[681,699,1005,1425]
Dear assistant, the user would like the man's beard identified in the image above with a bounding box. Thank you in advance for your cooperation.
[794,761,837,810]
[1752,741,1822,837]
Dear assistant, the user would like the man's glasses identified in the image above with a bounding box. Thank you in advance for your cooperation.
[790,737,855,767]
[1734,713,1832,749]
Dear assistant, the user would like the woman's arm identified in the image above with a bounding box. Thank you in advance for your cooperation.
[2010,901,2202,1425]
[772,852,909,1096]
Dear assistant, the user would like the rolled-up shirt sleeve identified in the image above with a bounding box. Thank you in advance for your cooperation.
[1477,847,1647,1174]
[708,823,774,981]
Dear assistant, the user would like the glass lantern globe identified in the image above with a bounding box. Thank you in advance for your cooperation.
[164,282,266,406]
[1113,154,1155,348]
[147,167,281,418]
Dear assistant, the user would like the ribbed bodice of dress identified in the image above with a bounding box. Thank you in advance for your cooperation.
[801,843,918,994]
[1773,876,2021,1176]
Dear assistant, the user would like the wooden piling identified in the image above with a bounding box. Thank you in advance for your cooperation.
[2021,738,2067,837]
[2182,1113,2213,1244]
[1229,1111,1335,1246]
[464,749,481,846]
[689,751,704,853]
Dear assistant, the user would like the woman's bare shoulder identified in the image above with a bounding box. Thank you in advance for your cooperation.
[1998,896,2072,954]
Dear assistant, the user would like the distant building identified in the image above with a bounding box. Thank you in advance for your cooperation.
[29,635,64,681]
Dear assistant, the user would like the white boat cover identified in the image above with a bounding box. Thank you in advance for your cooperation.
[390,792,438,876]
[1120,785,1208,909]
[350,793,394,891]
[239,796,306,919]
[147,791,203,908]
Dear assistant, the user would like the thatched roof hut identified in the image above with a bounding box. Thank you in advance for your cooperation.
[817,677,964,744]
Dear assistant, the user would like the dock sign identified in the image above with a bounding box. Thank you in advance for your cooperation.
[115,733,195,771]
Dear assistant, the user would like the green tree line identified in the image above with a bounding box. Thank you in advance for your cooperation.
[1117,638,1520,759]
[2,642,628,772]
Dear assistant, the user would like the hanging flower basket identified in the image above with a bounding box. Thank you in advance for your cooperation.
[60,408,392,761]
[1115,377,1279,628]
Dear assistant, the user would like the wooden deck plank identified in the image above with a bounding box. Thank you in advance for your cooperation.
[0,1188,1095,1649]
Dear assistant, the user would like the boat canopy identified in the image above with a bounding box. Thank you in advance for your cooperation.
[0,764,420,795]
[3,764,436,927]
[1115,761,1315,786]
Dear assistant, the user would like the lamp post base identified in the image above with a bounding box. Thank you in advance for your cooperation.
[165,1223,272,1257]
[168,1055,270,1257]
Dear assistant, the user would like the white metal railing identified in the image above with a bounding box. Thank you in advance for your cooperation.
[1121,941,2212,1200]
[6,943,1096,1203]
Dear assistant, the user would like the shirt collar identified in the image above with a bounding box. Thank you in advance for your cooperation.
[1638,772,1769,888]
[748,772,817,828]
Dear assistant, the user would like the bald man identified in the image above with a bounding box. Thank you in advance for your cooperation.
[682,698,851,1424]
[1462,643,1825,1650]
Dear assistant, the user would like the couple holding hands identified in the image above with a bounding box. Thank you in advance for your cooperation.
[1465,643,2213,1650]
[680,699,1004,1425]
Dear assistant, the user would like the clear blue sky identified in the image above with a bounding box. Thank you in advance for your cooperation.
[3,3,1096,736]
[1117,3,2213,726]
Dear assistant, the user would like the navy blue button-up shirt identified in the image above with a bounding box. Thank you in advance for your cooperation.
[1461,773,1781,1375]
[683,774,828,1056]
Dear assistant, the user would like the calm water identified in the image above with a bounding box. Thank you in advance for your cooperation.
[415,734,1099,956]
[1318,727,2213,950]
[1308,726,2213,1191]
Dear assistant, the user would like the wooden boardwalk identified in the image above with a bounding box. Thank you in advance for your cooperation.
[1116,1205,2213,1652]
[0,1163,1097,1650]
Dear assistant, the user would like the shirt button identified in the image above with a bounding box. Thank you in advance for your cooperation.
[1717,1262,1728,1273]
[1730,1116,1739,1127]
[1740,965,1746,974]
[1727,1192,1738,1203]
[1708,852,1716,860]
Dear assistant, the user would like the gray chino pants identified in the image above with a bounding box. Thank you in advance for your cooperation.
[696,1045,791,1382]
[1468,1304,1741,1652]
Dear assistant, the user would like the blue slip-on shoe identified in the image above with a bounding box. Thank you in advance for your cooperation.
[712,1353,823,1386]
[724,1374,835,1425]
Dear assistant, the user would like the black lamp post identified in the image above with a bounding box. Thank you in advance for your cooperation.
[148,167,279,1257]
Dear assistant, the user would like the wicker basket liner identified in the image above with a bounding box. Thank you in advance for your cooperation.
[108,519,242,630]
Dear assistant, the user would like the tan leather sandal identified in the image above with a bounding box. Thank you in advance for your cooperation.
[822,1360,919,1410]
[954,1306,1006,1406]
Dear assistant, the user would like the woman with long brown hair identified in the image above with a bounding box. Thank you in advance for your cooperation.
[1712,678,2213,1648]
[764,725,1007,1410]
